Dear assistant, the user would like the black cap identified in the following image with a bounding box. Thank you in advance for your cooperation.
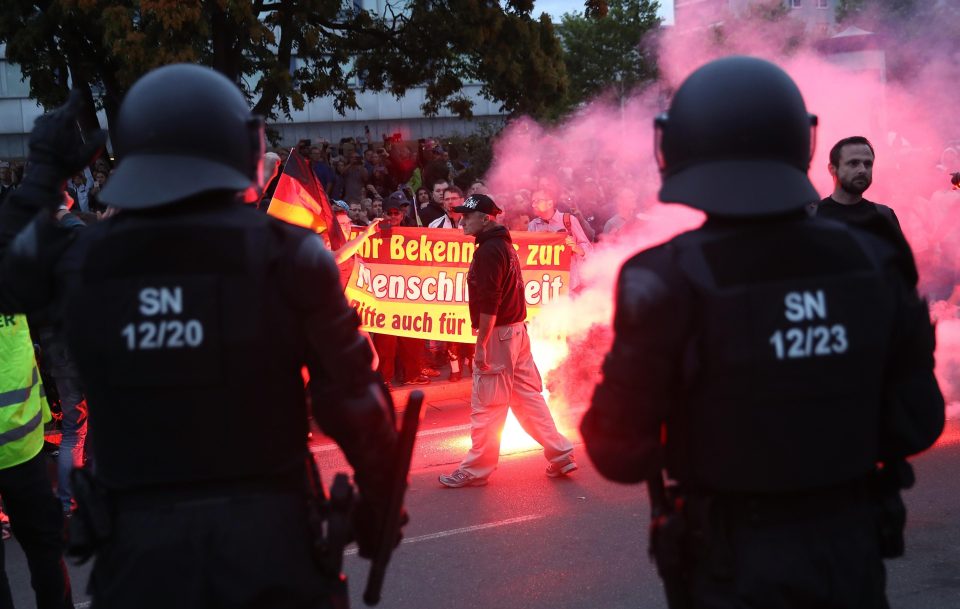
[386,191,409,209]
[453,194,501,216]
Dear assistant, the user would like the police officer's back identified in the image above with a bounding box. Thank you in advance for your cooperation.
[582,57,945,608]
[0,65,400,609]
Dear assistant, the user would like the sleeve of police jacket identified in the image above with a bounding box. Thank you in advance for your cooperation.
[581,246,693,483]
[291,233,398,501]
[0,189,72,314]
[881,276,945,459]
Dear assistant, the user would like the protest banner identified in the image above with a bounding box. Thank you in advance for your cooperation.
[343,227,570,342]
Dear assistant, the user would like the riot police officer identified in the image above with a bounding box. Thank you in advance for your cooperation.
[0,64,401,608]
[581,56,945,608]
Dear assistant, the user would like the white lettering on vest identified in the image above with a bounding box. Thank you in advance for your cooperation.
[784,290,827,322]
[126,286,202,350]
[139,287,183,316]
[772,290,846,360]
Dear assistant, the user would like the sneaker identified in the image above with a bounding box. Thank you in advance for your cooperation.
[546,457,578,478]
[439,469,488,488]
[421,367,441,378]
[448,371,462,382]
[403,375,431,386]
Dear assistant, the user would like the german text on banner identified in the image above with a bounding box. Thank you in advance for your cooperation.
[343,227,570,342]
[267,151,345,251]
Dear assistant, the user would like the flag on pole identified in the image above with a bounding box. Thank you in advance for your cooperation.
[267,150,345,251]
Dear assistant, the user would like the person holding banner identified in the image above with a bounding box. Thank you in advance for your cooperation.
[0,64,404,609]
[427,185,473,381]
[439,194,577,488]
[371,197,431,387]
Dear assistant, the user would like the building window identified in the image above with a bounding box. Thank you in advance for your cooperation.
[791,0,802,7]
[816,0,828,8]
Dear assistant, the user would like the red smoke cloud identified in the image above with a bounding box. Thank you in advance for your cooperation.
[483,10,960,414]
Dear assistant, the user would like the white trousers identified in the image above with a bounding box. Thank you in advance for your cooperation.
[459,322,573,479]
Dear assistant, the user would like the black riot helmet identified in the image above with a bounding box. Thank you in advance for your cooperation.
[655,56,819,217]
[99,64,265,209]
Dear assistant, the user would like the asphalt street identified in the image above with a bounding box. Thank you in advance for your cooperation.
[6,389,960,609]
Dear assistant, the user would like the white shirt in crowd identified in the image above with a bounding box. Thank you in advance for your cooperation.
[428,214,459,229]
[528,209,593,290]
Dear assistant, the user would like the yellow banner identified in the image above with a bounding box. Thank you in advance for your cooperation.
[344,227,570,342]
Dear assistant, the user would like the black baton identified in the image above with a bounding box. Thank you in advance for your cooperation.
[363,390,425,606]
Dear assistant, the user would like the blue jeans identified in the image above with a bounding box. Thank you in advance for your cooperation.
[53,377,87,511]
[37,330,88,512]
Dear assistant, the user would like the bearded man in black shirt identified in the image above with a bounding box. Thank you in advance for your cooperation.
[815,136,902,231]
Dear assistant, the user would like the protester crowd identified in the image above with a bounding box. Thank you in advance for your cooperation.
[0,156,116,218]
[0,129,955,548]
[279,133,635,391]
[275,134,651,246]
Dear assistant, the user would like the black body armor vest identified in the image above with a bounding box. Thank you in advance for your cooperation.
[64,203,316,490]
[666,217,896,493]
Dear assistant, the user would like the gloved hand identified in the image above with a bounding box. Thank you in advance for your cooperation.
[352,499,408,560]
[26,88,108,197]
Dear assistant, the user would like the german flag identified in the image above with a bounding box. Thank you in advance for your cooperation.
[267,150,345,251]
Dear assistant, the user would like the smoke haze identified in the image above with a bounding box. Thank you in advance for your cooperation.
[483,6,960,423]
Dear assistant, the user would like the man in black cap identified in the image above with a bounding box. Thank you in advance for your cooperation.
[0,65,402,608]
[581,56,944,608]
[384,191,416,227]
[439,194,576,488]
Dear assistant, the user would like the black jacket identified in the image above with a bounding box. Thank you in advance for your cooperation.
[467,224,526,329]
[583,213,943,490]
[0,189,397,498]
[417,201,447,227]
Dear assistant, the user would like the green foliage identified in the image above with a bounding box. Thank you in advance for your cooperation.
[0,1,568,140]
[353,2,567,120]
[442,121,502,187]
[833,0,960,88]
[584,0,609,18]
[702,0,805,59]
[745,0,805,54]
[745,0,791,21]
[836,0,918,23]
[835,0,864,22]
[554,0,660,114]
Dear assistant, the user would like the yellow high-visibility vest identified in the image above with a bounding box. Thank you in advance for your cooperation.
[0,314,50,469]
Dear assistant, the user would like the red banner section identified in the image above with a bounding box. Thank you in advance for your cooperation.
[344,227,570,342]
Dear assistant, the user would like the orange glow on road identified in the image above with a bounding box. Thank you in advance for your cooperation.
[499,410,540,452]
[495,326,575,453]
[447,315,580,458]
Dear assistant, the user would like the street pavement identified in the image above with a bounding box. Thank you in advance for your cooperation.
[6,380,960,609]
